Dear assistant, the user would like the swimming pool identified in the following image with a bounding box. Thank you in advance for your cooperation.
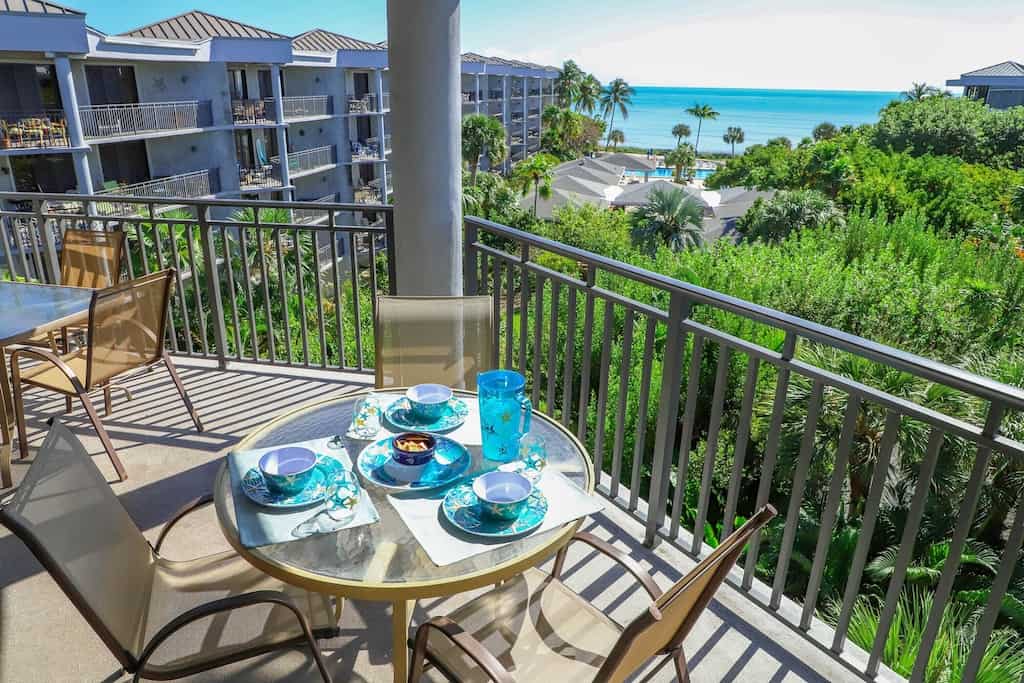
[625,167,716,180]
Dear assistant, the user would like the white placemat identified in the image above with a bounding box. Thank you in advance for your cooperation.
[350,392,484,446]
[388,469,603,566]
[228,436,379,548]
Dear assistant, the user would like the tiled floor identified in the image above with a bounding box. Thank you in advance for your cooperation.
[0,358,879,682]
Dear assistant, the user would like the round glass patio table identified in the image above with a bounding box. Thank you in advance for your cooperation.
[213,387,594,683]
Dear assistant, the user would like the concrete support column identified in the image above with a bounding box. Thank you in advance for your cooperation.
[270,63,291,198]
[502,75,511,173]
[474,74,481,115]
[387,0,462,295]
[375,68,388,201]
[521,77,527,157]
[53,55,93,195]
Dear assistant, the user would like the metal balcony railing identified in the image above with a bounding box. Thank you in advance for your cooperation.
[350,139,380,161]
[238,161,282,189]
[281,145,337,175]
[0,110,69,150]
[293,193,338,224]
[80,101,212,139]
[281,95,333,120]
[367,134,391,154]
[231,99,275,125]
[347,93,389,114]
[94,169,219,217]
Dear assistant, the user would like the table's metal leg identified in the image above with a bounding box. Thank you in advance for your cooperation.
[0,349,13,488]
[392,598,415,683]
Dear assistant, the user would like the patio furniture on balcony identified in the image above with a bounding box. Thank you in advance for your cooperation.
[0,111,70,150]
[11,270,204,481]
[408,506,777,682]
[238,163,282,190]
[375,296,494,391]
[348,94,388,114]
[232,99,274,125]
[0,421,337,682]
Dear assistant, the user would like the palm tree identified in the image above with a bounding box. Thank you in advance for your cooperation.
[609,129,625,150]
[554,60,584,108]
[812,122,838,141]
[722,126,745,156]
[671,123,691,146]
[599,78,635,150]
[630,186,705,252]
[902,82,941,101]
[461,114,508,185]
[685,103,719,157]
[663,143,695,183]
[511,153,558,217]
[576,74,602,115]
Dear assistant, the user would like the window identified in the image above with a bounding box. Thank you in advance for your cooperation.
[229,69,248,100]
[0,64,62,113]
[85,65,139,106]
[10,154,76,193]
[258,70,273,99]
[353,72,370,99]
[99,141,149,186]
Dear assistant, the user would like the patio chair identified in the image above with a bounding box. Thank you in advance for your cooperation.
[0,421,337,682]
[11,270,203,481]
[408,506,777,683]
[374,295,494,391]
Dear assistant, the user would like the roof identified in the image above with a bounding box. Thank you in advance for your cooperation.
[519,187,609,220]
[612,180,708,208]
[597,152,659,172]
[120,10,287,41]
[462,52,491,64]
[0,0,81,14]
[293,28,383,52]
[962,61,1024,77]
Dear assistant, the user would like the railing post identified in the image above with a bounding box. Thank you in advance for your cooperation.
[197,205,229,369]
[644,291,691,547]
[34,199,59,284]
[464,218,479,295]
[384,210,398,295]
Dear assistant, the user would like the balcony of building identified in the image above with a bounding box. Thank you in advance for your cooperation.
[281,96,334,121]
[0,110,70,152]
[348,137,385,163]
[231,98,276,126]
[79,100,214,142]
[293,192,340,225]
[4,193,1006,683]
[238,160,283,190]
[281,145,338,180]
[93,169,220,217]
[346,93,390,116]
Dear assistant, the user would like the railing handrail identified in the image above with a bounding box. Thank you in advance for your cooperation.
[465,215,1024,410]
[94,169,212,197]
[0,191,391,215]
[79,100,204,110]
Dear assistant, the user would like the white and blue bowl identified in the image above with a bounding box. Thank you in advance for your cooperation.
[473,470,533,521]
[258,447,318,496]
[406,384,453,423]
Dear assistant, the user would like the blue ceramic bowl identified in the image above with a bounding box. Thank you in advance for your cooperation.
[258,447,318,496]
[391,432,437,466]
[473,471,533,521]
[406,384,453,422]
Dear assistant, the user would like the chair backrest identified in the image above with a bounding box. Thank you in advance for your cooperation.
[0,421,154,667]
[85,270,173,389]
[595,506,777,682]
[375,295,494,390]
[60,228,125,289]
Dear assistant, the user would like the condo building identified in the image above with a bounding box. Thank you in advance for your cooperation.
[947,60,1024,109]
[0,4,557,217]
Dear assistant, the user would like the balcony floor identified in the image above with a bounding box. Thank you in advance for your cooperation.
[1,359,874,682]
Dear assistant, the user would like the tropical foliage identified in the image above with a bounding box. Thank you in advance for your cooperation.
[461,114,508,185]
[736,189,845,242]
[629,186,705,252]
[540,105,604,160]
[722,126,745,155]
[600,78,635,150]
[510,153,559,216]
[685,102,719,155]
[663,143,696,182]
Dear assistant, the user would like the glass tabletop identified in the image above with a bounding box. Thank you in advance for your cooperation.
[0,282,93,345]
[214,389,593,597]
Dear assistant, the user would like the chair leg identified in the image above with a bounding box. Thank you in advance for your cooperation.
[673,648,691,683]
[163,356,203,433]
[12,378,29,461]
[77,390,127,482]
[103,386,112,417]
[65,395,73,414]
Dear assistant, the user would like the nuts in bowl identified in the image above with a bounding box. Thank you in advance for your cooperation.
[392,432,437,466]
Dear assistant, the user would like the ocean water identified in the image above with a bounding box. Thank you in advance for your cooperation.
[616,86,900,153]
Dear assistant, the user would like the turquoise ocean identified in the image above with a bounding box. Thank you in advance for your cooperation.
[617,86,900,154]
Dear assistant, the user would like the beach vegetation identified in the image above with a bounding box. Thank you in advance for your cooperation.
[608,129,625,149]
[813,122,838,141]
[540,105,604,160]
[461,114,508,185]
[723,126,745,155]
[554,60,584,107]
[672,122,692,145]
[766,136,793,149]
[902,81,949,102]
[686,102,720,155]
[737,189,844,242]
[629,186,705,252]
[511,153,559,217]
[600,78,635,150]
[663,143,696,182]
[576,74,602,115]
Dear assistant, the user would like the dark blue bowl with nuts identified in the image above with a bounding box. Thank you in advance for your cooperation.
[391,432,437,466]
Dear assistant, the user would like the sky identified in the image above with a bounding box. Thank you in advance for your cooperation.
[71,0,1023,92]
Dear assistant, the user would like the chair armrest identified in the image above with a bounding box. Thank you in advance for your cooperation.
[10,347,86,392]
[136,589,329,681]
[409,616,514,683]
[152,493,214,555]
[553,532,663,601]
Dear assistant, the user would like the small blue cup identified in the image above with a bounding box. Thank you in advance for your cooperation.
[473,471,533,521]
[406,384,453,423]
[258,447,318,496]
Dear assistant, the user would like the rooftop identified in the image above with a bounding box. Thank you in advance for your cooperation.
[119,9,289,41]
[0,0,81,15]
[293,28,384,53]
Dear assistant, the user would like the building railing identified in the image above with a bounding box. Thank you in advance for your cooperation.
[0,192,395,371]
[350,139,381,161]
[347,93,389,114]
[293,193,338,224]
[0,110,69,150]
[368,134,391,154]
[80,100,212,139]
[281,95,333,120]
[231,99,275,125]
[94,169,219,217]
[238,161,282,189]
[281,145,336,175]
[3,192,1022,681]
[489,90,503,100]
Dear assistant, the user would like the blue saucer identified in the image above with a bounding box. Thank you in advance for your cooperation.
[241,455,347,509]
[442,481,548,538]
[384,397,469,432]
[357,435,471,492]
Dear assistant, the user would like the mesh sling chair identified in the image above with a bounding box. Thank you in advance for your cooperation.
[375,296,494,391]
[408,506,777,683]
[11,270,203,481]
[0,421,337,682]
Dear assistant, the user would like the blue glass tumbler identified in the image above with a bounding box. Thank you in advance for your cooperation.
[477,370,532,462]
